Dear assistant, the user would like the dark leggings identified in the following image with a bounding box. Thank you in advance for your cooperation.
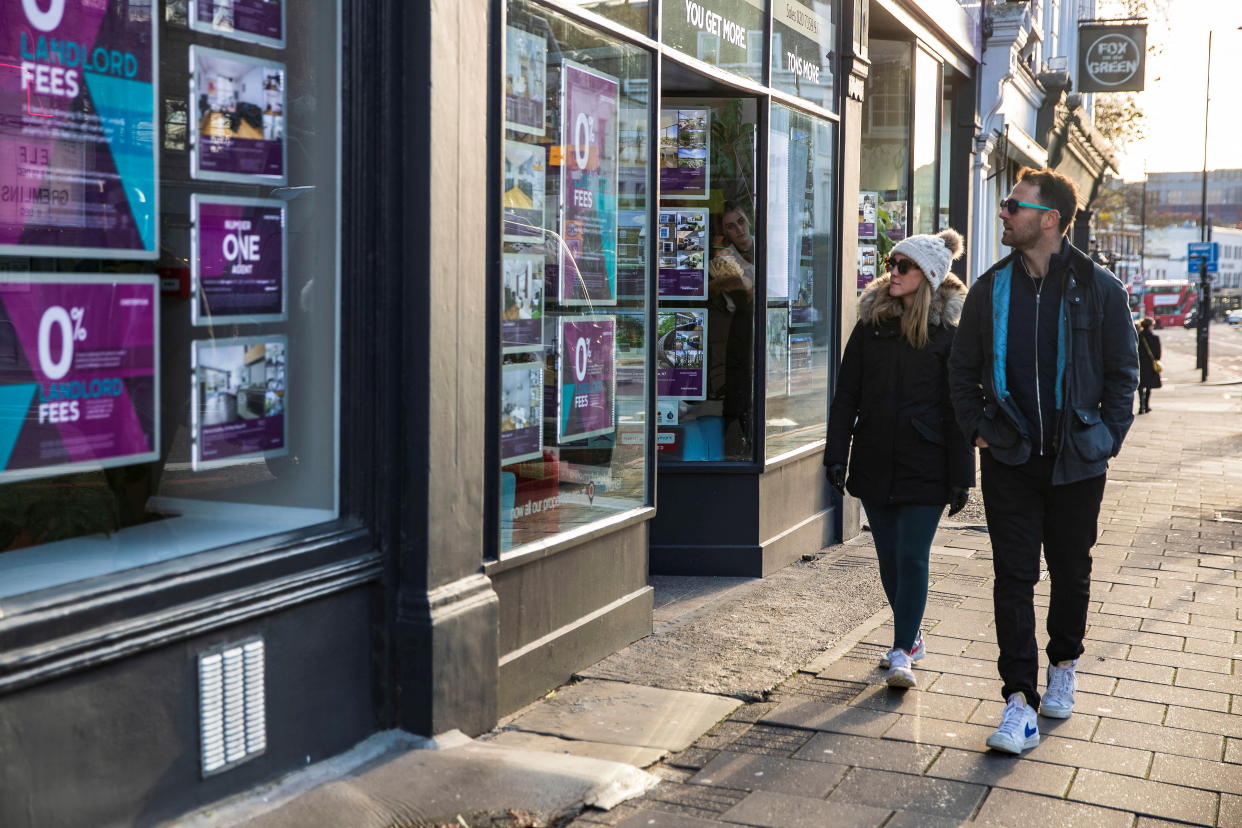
[1137,386,1151,411]
[861,500,944,652]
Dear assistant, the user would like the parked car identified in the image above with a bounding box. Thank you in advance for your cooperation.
[1183,309,1199,328]
[1228,309,1242,326]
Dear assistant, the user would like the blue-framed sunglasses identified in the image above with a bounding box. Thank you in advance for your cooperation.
[1000,198,1054,215]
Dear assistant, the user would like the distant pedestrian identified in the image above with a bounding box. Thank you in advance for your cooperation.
[948,167,1138,755]
[1136,317,1162,413]
[825,229,974,689]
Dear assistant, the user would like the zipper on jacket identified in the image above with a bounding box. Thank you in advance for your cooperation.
[1033,278,1045,455]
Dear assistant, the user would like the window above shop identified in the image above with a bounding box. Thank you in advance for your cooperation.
[771,0,837,113]
[662,0,766,84]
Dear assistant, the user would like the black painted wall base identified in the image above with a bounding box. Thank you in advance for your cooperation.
[650,449,835,576]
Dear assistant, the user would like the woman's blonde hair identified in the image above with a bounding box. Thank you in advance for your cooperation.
[900,278,934,349]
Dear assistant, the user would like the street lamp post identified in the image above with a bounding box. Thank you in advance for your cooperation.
[1197,31,1215,380]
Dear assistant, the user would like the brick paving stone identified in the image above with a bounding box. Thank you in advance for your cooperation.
[1068,769,1218,825]
[1141,617,1235,642]
[1076,655,1176,683]
[791,732,942,775]
[924,672,1004,701]
[728,702,782,723]
[846,684,980,722]
[960,640,1001,660]
[689,752,849,797]
[970,700,1099,741]
[759,700,900,737]
[1183,636,1240,658]
[881,714,995,753]
[1113,677,1231,712]
[1029,734,1152,777]
[923,747,1075,797]
[1150,753,1242,795]
[775,674,869,705]
[1065,689,1162,722]
[1229,738,1242,764]
[1127,645,1233,673]
[1222,793,1242,827]
[883,812,964,828]
[719,790,890,828]
[666,748,720,770]
[1189,612,1242,631]
[613,811,733,828]
[1098,603,1191,624]
[1165,705,1242,740]
[1084,625,1184,650]
[1175,667,1242,694]
[826,767,986,820]
[816,658,886,684]
[726,724,814,757]
[973,788,1134,827]
[628,781,749,822]
[910,653,1001,680]
[1084,612,1144,631]
[696,721,755,750]
[1093,717,1223,760]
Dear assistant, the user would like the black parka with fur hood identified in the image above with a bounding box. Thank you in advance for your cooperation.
[824,271,975,506]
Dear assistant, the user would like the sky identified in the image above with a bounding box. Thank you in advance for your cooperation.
[1113,0,1242,180]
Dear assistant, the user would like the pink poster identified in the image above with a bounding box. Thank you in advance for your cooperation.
[557,317,615,442]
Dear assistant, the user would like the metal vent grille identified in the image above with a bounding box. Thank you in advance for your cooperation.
[199,638,267,776]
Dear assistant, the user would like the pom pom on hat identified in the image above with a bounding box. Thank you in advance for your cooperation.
[889,228,964,291]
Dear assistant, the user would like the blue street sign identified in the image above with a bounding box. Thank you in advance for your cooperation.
[1188,241,1219,274]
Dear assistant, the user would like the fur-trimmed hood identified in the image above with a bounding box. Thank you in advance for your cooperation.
[858,273,967,328]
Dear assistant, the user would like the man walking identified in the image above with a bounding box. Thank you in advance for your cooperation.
[948,167,1138,754]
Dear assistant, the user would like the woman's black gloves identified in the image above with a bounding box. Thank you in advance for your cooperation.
[826,464,846,495]
[947,487,969,517]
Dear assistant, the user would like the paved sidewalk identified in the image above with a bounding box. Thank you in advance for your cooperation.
[571,356,1242,825]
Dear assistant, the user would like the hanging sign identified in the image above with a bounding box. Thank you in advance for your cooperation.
[190,0,286,49]
[1078,23,1146,93]
[191,336,288,470]
[0,274,160,483]
[192,195,287,325]
[190,46,287,184]
[557,317,615,442]
[0,0,158,259]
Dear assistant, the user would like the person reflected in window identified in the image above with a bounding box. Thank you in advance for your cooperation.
[718,201,755,284]
[1136,317,1161,414]
[705,254,753,458]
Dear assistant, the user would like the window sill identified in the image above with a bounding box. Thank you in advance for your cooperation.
[485,506,655,576]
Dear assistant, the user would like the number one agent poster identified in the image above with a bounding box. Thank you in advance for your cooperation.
[0,274,160,482]
[559,61,618,306]
[0,0,158,259]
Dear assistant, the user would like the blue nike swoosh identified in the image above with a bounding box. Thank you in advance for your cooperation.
[1025,724,1038,738]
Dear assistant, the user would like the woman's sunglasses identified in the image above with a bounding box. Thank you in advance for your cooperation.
[1000,198,1054,216]
[886,257,918,275]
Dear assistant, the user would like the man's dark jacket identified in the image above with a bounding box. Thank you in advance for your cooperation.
[947,241,1138,486]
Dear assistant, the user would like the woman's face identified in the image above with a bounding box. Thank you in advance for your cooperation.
[887,254,927,300]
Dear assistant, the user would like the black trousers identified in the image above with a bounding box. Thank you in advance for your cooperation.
[980,451,1106,707]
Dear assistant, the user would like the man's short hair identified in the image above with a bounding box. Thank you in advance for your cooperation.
[1016,167,1079,236]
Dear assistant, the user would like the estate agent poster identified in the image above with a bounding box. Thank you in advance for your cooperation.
[191,0,286,49]
[656,309,707,400]
[857,243,877,291]
[505,26,546,136]
[658,210,707,299]
[560,61,619,306]
[501,252,544,354]
[765,308,789,398]
[192,336,287,470]
[0,274,159,483]
[503,140,546,241]
[557,317,615,442]
[0,0,158,259]
[658,108,710,199]
[501,362,542,465]
[191,195,286,325]
[191,46,287,184]
[858,191,877,239]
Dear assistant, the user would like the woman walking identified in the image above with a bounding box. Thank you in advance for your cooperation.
[1136,317,1162,414]
[825,229,975,688]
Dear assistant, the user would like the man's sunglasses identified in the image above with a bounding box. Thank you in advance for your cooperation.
[1000,198,1054,216]
[885,256,919,275]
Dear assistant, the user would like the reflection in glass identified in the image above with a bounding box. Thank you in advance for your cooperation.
[911,48,940,236]
[499,1,652,554]
[662,0,766,83]
[766,103,835,460]
[568,0,649,36]
[858,40,910,292]
[771,0,837,112]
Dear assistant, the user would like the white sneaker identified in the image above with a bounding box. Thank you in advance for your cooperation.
[1040,659,1078,719]
[880,635,925,668]
[987,693,1040,754]
[884,648,917,688]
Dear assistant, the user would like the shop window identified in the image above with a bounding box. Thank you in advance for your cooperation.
[939,77,953,232]
[765,103,834,460]
[856,40,911,293]
[0,1,340,597]
[911,48,940,236]
[499,1,653,554]
[771,0,837,113]
[662,0,765,84]
[656,98,756,463]
[563,0,650,36]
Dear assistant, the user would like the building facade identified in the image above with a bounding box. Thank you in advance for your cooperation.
[0,1,981,825]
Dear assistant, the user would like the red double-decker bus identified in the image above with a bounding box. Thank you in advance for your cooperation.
[1142,279,1198,328]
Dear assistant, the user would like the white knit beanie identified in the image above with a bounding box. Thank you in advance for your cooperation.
[889,228,965,290]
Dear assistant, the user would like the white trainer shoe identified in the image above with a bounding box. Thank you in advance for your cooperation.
[884,648,917,688]
[1040,659,1078,719]
[986,693,1040,754]
[880,635,925,668]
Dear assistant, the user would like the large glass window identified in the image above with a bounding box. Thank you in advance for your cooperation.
[771,0,837,112]
[911,48,940,236]
[564,0,649,36]
[656,97,756,463]
[500,1,652,554]
[662,0,765,84]
[0,1,340,597]
[765,103,834,460]
[856,39,910,292]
